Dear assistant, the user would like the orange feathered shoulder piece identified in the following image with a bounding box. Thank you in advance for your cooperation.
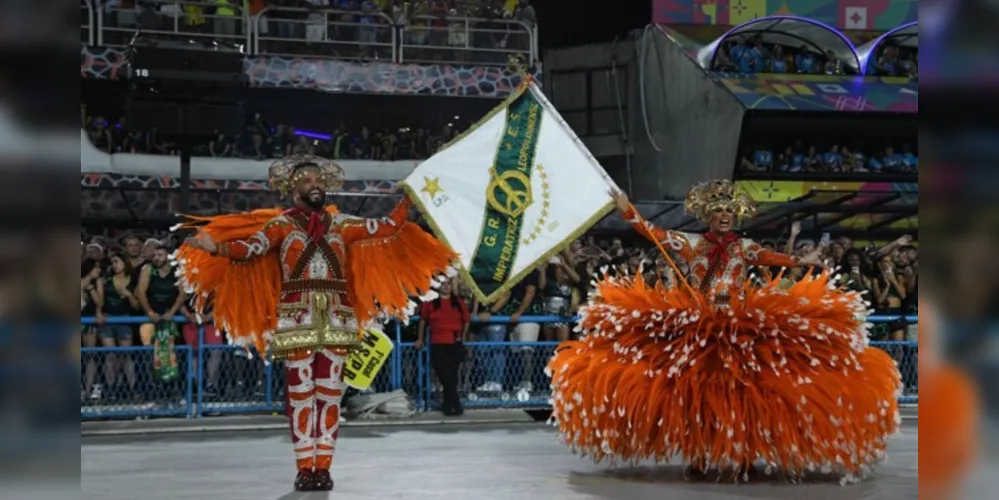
[343,218,458,326]
[173,205,341,355]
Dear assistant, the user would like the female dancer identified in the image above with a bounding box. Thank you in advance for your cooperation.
[547,180,902,482]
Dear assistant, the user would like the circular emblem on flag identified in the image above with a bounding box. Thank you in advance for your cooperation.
[486,168,534,218]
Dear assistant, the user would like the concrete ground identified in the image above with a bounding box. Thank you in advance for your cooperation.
[81,406,917,436]
[82,419,918,500]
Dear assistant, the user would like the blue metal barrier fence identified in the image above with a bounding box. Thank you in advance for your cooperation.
[80,314,918,419]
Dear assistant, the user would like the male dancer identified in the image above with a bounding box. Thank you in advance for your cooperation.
[179,155,455,491]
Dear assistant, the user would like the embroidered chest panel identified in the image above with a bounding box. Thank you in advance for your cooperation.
[275,211,347,283]
[280,230,346,281]
[683,234,758,290]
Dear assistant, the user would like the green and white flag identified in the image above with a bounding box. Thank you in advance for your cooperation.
[400,80,616,303]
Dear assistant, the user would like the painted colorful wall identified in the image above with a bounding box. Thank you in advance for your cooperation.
[653,0,918,31]
[735,179,918,231]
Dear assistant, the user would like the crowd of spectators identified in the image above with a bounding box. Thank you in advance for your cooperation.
[712,37,918,78]
[451,229,919,341]
[866,44,919,77]
[409,228,918,402]
[739,141,918,175]
[88,0,538,65]
[83,109,471,161]
[713,37,855,75]
[81,224,917,409]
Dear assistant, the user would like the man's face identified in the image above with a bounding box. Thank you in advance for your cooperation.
[708,206,735,234]
[295,168,326,210]
[628,256,641,271]
[141,242,157,260]
[85,246,103,261]
[153,249,169,268]
[893,250,909,267]
[123,237,141,258]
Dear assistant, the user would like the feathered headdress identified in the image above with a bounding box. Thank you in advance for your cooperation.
[267,154,345,196]
[684,179,756,223]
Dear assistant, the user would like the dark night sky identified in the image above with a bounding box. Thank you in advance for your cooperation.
[530,0,651,52]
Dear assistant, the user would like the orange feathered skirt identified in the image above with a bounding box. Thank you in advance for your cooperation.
[546,272,903,480]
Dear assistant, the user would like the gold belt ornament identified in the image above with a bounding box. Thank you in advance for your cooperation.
[270,293,362,359]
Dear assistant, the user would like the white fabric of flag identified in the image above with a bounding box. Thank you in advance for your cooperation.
[400,79,616,303]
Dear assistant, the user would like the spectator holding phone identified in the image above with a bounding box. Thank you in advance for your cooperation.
[840,248,874,298]
[539,249,580,343]
[873,252,908,341]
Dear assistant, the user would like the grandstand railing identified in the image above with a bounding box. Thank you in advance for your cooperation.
[251,6,397,62]
[82,0,95,46]
[87,1,536,67]
[80,314,918,420]
[97,1,252,51]
[397,15,535,67]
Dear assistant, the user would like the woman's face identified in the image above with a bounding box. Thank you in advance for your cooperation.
[848,253,861,268]
[879,254,893,269]
[554,265,568,282]
[708,206,735,234]
[831,243,845,260]
[111,256,125,274]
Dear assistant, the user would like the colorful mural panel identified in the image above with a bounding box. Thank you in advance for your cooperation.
[717,74,917,112]
[653,0,918,31]
[735,179,917,231]
[80,47,538,98]
[736,179,916,202]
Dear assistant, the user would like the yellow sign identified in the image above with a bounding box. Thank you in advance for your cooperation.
[343,329,394,391]
[486,167,533,218]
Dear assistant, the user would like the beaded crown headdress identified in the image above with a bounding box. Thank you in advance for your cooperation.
[268,155,345,196]
[684,179,757,223]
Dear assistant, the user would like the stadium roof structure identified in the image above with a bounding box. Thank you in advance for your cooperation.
[694,16,862,74]
[858,22,919,71]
